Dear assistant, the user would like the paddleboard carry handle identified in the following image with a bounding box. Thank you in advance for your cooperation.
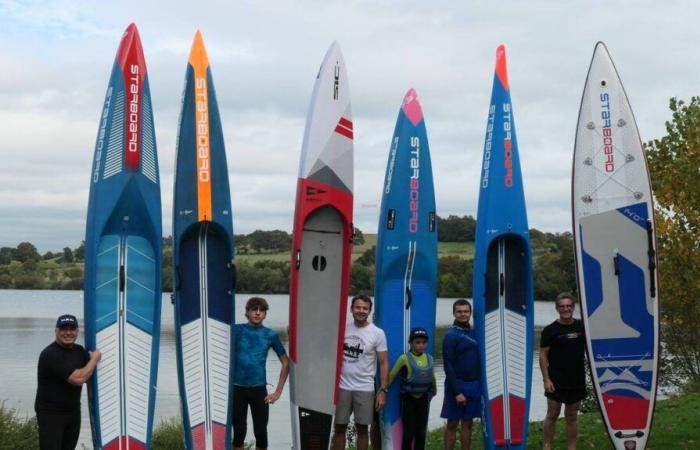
[405,286,412,310]
[499,273,504,296]
[613,252,620,276]
[119,265,125,292]
[295,249,301,269]
[646,220,657,298]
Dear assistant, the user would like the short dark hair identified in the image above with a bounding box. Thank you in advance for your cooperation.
[555,292,576,306]
[246,297,269,311]
[351,295,373,310]
[453,298,471,313]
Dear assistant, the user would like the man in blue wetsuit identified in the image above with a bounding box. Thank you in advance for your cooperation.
[441,299,480,450]
[232,297,289,450]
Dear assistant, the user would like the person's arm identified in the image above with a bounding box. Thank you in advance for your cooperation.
[387,354,408,387]
[265,354,289,404]
[539,346,554,393]
[442,333,459,394]
[375,350,389,410]
[67,350,102,386]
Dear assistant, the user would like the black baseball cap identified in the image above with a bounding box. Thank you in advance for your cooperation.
[409,327,429,342]
[56,314,78,328]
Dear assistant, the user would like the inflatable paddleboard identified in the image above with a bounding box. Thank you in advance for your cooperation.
[288,42,354,450]
[173,31,236,450]
[84,23,162,450]
[572,41,659,450]
[473,45,534,450]
[375,89,437,449]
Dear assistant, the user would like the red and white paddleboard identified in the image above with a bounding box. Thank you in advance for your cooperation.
[288,42,354,450]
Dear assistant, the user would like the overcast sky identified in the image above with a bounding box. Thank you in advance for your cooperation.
[0,1,697,252]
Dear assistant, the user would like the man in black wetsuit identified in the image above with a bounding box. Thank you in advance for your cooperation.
[539,293,586,450]
[35,314,101,450]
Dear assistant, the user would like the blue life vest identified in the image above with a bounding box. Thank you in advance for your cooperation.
[400,352,434,395]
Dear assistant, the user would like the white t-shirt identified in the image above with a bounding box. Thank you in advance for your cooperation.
[339,321,388,392]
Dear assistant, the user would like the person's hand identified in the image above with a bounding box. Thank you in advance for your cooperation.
[90,350,102,362]
[375,391,386,411]
[264,390,282,404]
[543,379,555,393]
[455,393,467,406]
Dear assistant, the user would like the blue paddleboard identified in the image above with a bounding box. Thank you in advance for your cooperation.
[172,31,236,450]
[375,88,438,449]
[84,23,162,450]
[473,45,534,450]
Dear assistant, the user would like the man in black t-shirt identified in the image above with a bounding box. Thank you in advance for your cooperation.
[35,314,101,450]
[539,293,586,450]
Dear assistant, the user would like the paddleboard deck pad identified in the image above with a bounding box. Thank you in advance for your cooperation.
[473,45,534,450]
[572,41,659,450]
[173,31,236,450]
[84,23,162,450]
[288,42,354,450]
[375,89,437,449]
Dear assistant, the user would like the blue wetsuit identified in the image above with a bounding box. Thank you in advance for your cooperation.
[232,323,286,449]
[441,321,481,420]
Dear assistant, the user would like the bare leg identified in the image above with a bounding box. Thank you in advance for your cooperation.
[459,420,473,450]
[543,399,562,450]
[444,420,459,450]
[356,424,369,450]
[564,402,580,450]
[333,424,348,450]
[370,418,382,450]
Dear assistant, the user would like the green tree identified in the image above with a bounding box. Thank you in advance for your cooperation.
[437,256,472,298]
[646,97,700,387]
[14,242,40,263]
[61,247,74,263]
[73,241,85,261]
[353,227,365,246]
[437,215,476,242]
[0,247,13,265]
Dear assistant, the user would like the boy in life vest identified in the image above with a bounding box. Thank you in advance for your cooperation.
[386,327,437,450]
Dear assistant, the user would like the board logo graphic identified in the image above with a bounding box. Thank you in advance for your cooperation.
[126,63,140,169]
[195,76,210,183]
[600,93,615,172]
[93,87,113,183]
[503,103,513,187]
[409,136,420,232]
[482,105,496,188]
[333,63,340,100]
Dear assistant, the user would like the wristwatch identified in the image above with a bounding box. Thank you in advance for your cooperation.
[378,387,388,393]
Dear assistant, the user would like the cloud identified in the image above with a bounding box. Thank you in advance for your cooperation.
[0,0,698,251]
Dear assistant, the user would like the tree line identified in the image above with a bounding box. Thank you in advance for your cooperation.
[0,219,576,300]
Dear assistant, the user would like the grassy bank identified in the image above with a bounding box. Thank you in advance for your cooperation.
[2,394,696,449]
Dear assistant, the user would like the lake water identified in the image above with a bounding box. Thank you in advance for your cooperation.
[0,290,560,448]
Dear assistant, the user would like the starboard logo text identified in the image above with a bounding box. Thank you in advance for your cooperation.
[600,93,614,172]
[195,76,210,182]
[409,136,420,233]
[482,105,496,188]
[127,64,140,157]
[503,103,513,187]
[93,87,112,183]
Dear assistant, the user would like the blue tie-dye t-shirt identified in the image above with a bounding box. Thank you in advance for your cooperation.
[233,323,286,387]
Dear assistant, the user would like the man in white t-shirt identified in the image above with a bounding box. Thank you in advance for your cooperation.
[332,294,389,450]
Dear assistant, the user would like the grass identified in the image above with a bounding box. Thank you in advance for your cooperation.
[1,393,696,449]
[351,393,700,450]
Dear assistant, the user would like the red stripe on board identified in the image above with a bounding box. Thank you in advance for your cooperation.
[212,422,227,450]
[509,394,526,444]
[490,396,506,446]
[191,423,205,449]
[338,117,353,130]
[603,393,650,430]
[104,436,146,450]
[334,124,353,139]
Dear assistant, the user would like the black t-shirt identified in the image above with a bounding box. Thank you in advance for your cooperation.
[540,319,586,390]
[35,341,89,412]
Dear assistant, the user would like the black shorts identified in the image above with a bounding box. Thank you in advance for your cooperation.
[545,387,586,405]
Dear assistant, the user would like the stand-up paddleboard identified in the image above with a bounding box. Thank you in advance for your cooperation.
[173,31,236,450]
[289,42,354,450]
[572,42,659,450]
[84,23,162,450]
[473,45,534,450]
[375,89,437,449]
